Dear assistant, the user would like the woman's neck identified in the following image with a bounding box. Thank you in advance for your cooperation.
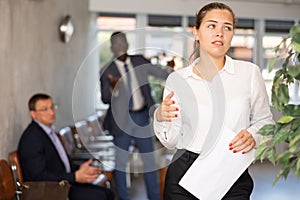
[205,55,225,71]
[193,55,226,81]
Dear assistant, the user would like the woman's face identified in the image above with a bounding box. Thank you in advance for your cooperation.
[193,9,234,59]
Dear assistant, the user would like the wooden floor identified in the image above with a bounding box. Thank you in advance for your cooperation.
[127,161,300,200]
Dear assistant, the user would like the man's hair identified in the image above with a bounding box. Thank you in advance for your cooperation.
[110,31,126,44]
[28,93,51,111]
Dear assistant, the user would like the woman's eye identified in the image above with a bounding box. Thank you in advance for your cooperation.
[208,24,215,29]
[224,26,232,31]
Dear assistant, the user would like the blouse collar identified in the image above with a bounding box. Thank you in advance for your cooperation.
[183,55,235,79]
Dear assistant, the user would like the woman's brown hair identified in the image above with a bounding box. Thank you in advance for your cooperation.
[189,2,237,64]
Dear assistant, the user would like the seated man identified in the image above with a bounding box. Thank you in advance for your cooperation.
[18,93,115,200]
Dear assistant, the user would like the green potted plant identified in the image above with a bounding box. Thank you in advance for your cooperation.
[255,24,300,184]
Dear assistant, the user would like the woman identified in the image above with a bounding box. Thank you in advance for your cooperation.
[153,2,274,200]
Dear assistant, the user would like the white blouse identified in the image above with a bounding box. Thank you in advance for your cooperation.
[153,56,274,154]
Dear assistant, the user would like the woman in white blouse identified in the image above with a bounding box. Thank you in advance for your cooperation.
[154,2,274,200]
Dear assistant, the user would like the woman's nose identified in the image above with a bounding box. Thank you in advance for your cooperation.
[215,27,224,37]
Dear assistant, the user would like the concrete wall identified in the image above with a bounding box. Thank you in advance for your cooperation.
[0,0,99,159]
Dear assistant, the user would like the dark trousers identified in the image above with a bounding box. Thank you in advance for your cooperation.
[164,150,253,200]
[113,108,160,200]
[69,183,115,200]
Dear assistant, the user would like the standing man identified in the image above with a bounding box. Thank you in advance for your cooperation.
[18,93,115,200]
[100,31,173,200]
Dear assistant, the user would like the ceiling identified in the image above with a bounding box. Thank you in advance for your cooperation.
[227,0,300,4]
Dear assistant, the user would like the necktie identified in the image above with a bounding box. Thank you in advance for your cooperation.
[50,130,71,173]
[124,63,134,109]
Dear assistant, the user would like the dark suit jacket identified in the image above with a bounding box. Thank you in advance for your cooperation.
[18,120,78,184]
[18,121,115,200]
[100,55,171,135]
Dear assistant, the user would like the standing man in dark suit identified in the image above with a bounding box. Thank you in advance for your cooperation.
[100,31,173,200]
[18,93,115,200]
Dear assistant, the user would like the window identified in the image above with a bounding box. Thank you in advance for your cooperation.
[148,15,182,27]
[265,20,294,34]
[97,13,137,66]
[229,19,255,62]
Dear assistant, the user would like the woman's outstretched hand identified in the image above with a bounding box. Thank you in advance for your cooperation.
[156,91,179,122]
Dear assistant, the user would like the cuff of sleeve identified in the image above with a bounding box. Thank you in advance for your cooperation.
[153,109,166,130]
[247,127,263,148]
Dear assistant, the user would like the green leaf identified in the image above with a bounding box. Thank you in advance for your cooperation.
[268,57,279,72]
[276,151,292,166]
[277,115,294,124]
[289,144,298,153]
[273,129,289,145]
[274,123,283,133]
[267,147,277,165]
[257,124,275,136]
[289,24,300,35]
[283,51,294,70]
[291,33,300,52]
[290,127,300,141]
[254,138,271,162]
[271,92,282,111]
[283,105,300,117]
[296,159,300,176]
[287,65,300,78]
[277,84,290,105]
[273,167,290,185]
[289,133,300,147]
[292,65,300,81]
[273,69,283,84]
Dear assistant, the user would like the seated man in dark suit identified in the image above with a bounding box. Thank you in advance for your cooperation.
[18,93,115,200]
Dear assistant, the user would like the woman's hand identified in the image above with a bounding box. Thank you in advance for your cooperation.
[156,91,179,122]
[229,130,256,154]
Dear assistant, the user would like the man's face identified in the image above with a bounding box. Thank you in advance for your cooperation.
[30,99,56,127]
[110,36,129,58]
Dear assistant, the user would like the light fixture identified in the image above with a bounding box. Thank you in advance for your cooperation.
[59,15,74,43]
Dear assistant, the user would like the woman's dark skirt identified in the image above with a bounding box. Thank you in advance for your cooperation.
[163,149,253,200]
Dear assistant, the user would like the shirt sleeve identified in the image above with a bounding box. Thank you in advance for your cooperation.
[247,65,275,146]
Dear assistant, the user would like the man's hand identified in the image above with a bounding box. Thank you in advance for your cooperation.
[108,74,120,89]
[75,159,102,183]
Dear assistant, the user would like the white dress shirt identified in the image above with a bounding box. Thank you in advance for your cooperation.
[36,120,71,173]
[115,58,145,110]
[154,56,274,154]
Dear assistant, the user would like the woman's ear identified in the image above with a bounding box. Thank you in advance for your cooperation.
[193,26,199,41]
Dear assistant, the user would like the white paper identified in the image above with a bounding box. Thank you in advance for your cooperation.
[179,126,254,200]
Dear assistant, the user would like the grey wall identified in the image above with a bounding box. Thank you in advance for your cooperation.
[0,0,99,159]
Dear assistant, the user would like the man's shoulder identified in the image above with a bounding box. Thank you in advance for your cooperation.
[21,121,44,139]
[130,55,150,63]
[25,120,40,130]
[100,60,117,74]
[130,54,145,59]
[18,121,43,149]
